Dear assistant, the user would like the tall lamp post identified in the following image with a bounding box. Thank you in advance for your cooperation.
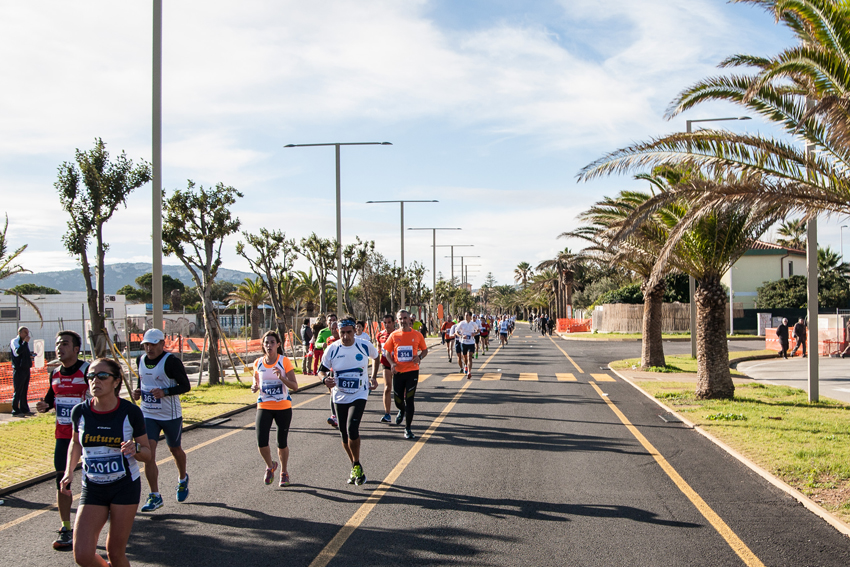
[447,256,480,287]
[152,0,163,330]
[366,199,438,309]
[685,116,751,357]
[434,244,474,283]
[284,141,392,315]
[841,225,848,262]
[408,228,461,326]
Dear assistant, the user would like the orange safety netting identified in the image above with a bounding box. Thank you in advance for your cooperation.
[0,362,51,404]
[765,327,845,357]
[557,318,592,333]
[129,333,294,356]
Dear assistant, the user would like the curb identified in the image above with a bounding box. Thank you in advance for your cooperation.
[0,379,325,497]
[607,364,850,538]
[557,334,761,343]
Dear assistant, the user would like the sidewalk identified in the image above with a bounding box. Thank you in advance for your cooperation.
[735,356,850,404]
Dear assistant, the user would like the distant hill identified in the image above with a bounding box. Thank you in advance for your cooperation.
[2,263,255,294]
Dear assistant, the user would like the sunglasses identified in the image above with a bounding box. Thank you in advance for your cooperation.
[86,371,116,381]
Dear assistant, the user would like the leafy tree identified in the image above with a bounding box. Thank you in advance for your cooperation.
[755,273,850,309]
[776,219,807,251]
[818,246,850,278]
[117,273,185,303]
[55,138,151,356]
[339,237,374,314]
[536,248,581,319]
[514,262,533,288]
[226,278,269,339]
[0,215,43,320]
[5,283,60,295]
[297,233,338,314]
[359,252,394,323]
[162,181,242,385]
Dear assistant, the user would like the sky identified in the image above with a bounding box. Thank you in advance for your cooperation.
[1,0,840,290]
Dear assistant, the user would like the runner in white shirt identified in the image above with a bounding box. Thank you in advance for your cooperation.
[318,317,379,486]
[449,319,464,373]
[454,311,480,379]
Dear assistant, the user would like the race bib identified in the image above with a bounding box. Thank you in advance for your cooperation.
[141,390,161,408]
[336,371,362,394]
[261,380,284,399]
[397,346,414,362]
[55,397,78,426]
[84,446,127,484]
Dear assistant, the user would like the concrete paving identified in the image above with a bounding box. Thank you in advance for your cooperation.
[736,356,850,404]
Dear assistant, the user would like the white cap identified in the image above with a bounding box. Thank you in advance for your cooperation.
[141,328,166,344]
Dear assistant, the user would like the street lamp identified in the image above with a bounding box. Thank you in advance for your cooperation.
[284,142,392,315]
[408,228,461,326]
[434,244,474,283]
[366,200,438,308]
[841,225,848,261]
[152,0,163,329]
[446,256,480,286]
[685,116,751,357]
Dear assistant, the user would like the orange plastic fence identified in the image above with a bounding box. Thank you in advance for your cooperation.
[763,328,832,357]
[0,362,51,404]
[129,333,291,356]
[557,318,592,333]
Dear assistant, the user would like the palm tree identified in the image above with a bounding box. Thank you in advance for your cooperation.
[818,246,850,277]
[0,215,41,319]
[537,248,581,319]
[295,269,320,318]
[528,269,558,317]
[776,219,807,250]
[226,277,269,339]
[514,262,533,288]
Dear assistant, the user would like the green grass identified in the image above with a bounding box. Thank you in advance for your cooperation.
[634,380,850,522]
[610,350,774,376]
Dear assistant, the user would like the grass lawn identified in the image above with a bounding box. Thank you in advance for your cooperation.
[609,350,774,376]
[0,369,319,490]
[633,380,850,523]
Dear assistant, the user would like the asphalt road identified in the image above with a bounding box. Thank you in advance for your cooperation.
[737,357,850,404]
[2,331,849,566]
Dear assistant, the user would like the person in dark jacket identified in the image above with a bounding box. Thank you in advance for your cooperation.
[10,326,34,416]
[776,318,790,359]
[300,318,313,375]
[790,317,807,358]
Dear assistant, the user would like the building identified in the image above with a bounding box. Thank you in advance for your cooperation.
[721,241,807,310]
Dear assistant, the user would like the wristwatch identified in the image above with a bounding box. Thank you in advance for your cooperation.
[135,442,142,454]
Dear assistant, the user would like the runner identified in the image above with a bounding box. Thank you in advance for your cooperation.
[300,318,313,375]
[251,331,299,487]
[132,328,191,512]
[61,357,151,567]
[317,316,379,485]
[499,315,510,347]
[374,314,396,423]
[441,318,455,363]
[472,314,482,359]
[355,320,371,344]
[383,310,429,439]
[36,331,89,551]
[315,314,339,428]
[455,311,479,379]
[479,316,491,353]
[450,317,464,373]
[310,316,327,375]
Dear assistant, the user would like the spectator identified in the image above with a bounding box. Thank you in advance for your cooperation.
[10,326,34,416]
[790,317,807,358]
[300,318,313,375]
[776,318,790,359]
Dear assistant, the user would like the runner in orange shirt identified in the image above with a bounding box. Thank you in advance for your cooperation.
[374,314,396,424]
[383,310,428,440]
[440,318,455,363]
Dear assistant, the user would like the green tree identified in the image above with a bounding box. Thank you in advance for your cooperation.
[514,262,533,288]
[5,283,60,296]
[818,246,850,278]
[162,181,242,385]
[0,215,42,319]
[297,233,338,315]
[55,138,151,356]
[339,237,374,314]
[226,278,269,339]
[117,273,186,303]
[756,273,850,308]
[776,219,807,251]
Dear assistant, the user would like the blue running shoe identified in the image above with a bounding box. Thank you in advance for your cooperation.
[177,474,189,502]
[141,493,164,512]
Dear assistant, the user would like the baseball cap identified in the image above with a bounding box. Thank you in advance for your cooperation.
[141,329,166,344]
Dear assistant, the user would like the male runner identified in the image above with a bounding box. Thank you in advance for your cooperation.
[132,328,191,512]
[315,314,339,428]
[455,311,479,379]
[318,317,379,485]
[472,314,482,359]
[499,315,511,346]
[374,314,396,423]
[383,310,428,439]
[479,316,491,352]
[450,318,464,373]
[441,318,455,363]
[36,331,89,550]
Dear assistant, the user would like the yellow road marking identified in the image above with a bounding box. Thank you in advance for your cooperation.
[546,335,583,374]
[591,373,616,383]
[0,393,327,533]
[418,374,431,383]
[443,373,465,381]
[556,373,577,382]
[588,383,765,567]
[309,346,502,567]
[480,373,501,381]
[519,373,538,381]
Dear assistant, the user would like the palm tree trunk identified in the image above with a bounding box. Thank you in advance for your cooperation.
[640,279,666,370]
[695,279,734,399]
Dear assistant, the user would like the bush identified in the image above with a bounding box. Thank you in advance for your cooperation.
[755,273,850,309]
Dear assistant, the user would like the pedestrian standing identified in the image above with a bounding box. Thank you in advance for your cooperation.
[300,318,313,375]
[790,317,807,358]
[10,326,34,416]
[776,318,790,359]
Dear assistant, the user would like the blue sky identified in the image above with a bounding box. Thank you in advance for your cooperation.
[2,0,837,290]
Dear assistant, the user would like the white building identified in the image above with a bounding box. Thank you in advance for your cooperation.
[0,292,129,355]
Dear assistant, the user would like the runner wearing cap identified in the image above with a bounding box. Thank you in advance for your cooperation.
[318,316,379,485]
[374,314,396,423]
[132,328,192,512]
[455,312,479,379]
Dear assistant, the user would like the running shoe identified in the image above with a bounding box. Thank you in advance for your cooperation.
[280,472,290,487]
[176,474,189,502]
[467,371,472,380]
[141,493,164,512]
[264,461,279,485]
[353,464,366,485]
[448,356,452,362]
[474,352,478,359]
[380,413,391,423]
[53,527,73,550]
[463,366,468,374]
[395,409,405,425]
[404,429,415,440]
[328,415,339,428]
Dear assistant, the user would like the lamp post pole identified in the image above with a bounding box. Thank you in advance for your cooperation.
[685,116,751,357]
[284,141,392,315]
[366,200,438,309]
[408,228,461,327]
[446,256,480,287]
[152,0,163,330]
[434,245,473,284]
[841,225,848,262]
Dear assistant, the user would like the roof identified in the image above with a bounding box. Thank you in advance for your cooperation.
[744,240,807,256]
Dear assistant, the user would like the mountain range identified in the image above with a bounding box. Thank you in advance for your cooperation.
[2,263,255,294]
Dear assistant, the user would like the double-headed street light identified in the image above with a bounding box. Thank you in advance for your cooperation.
[446,255,480,287]
[684,116,751,358]
[408,227,461,324]
[284,142,392,315]
[366,200,438,308]
[434,244,473,283]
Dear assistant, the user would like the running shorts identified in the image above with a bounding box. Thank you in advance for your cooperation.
[145,417,183,448]
[80,478,141,507]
